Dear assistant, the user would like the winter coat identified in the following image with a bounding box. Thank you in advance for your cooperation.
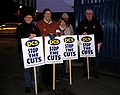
[15,22,41,53]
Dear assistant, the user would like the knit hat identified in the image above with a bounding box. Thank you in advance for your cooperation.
[23,12,34,17]
[62,13,69,18]
[43,8,52,15]
[22,8,34,18]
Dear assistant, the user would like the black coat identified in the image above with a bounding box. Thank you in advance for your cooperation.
[15,22,42,53]
[77,17,103,44]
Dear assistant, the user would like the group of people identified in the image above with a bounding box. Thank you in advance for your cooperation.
[15,8,103,93]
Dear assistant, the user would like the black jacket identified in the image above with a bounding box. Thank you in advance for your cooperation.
[77,17,103,44]
[15,22,41,53]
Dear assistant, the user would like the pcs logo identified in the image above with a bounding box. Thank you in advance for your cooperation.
[64,37,75,43]
[48,39,60,45]
[26,40,39,47]
[81,36,92,42]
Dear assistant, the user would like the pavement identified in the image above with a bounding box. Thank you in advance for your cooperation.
[0,36,120,95]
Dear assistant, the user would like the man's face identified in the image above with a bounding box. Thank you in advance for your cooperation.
[24,15,33,24]
[85,10,93,21]
[44,11,51,21]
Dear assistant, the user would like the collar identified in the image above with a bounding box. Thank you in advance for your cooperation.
[43,18,52,24]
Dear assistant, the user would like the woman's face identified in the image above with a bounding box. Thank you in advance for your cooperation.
[59,20,66,27]
[44,11,51,21]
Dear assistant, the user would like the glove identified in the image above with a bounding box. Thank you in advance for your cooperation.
[56,32,62,37]
[49,33,57,40]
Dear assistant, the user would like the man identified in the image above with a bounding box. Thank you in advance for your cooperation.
[77,9,103,79]
[15,12,42,93]
[37,8,58,86]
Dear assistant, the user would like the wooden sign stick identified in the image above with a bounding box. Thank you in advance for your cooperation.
[87,57,90,79]
[53,64,55,90]
[34,65,38,94]
[69,60,72,85]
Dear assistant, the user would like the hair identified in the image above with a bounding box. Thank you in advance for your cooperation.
[57,18,66,25]
[85,9,94,14]
[62,13,69,18]
[43,8,52,15]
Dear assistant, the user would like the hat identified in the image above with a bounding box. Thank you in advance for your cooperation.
[43,8,52,15]
[23,12,34,17]
[62,13,69,18]
[21,8,34,18]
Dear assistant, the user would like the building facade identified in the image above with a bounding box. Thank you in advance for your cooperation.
[0,0,36,22]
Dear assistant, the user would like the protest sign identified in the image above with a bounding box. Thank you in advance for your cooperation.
[79,34,96,57]
[62,35,78,60]
[45,36,63,64]
[21,37,44,68]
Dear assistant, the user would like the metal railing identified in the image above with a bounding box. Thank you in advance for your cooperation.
[74,0,120,73]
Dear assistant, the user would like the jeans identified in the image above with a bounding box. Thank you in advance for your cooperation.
[19,54,42,88]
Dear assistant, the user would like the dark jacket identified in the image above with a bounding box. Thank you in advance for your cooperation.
[15,22,41,53]
[77,17,103,44]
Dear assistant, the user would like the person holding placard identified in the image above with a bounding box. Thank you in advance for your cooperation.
[37,8,58,87]
[77,9,103,79]
[61,13,74,74]
[15,11,42,93]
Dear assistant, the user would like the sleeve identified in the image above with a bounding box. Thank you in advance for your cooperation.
[76,21,84,35]
[15,25,22,41]
[70,24,74,35]
[15,25,23,53]
[34,25,42,37]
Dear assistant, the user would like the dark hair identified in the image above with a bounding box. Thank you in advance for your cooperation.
[43,8,52,15]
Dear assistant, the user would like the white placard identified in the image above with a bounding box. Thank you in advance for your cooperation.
[62,35,78,60]
[21,37,44,68]
[79,34,96,57]
[45,36,63,64]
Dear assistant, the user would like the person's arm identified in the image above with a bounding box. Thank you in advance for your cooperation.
[70,24,74,35]
[96,20,103,52]
[76,21,86,35]
[29,25,42,39]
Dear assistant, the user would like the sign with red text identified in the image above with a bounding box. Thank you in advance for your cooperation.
[21,37,44,68]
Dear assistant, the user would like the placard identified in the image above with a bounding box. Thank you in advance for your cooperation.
[45,36,63,64]
[62,35,78,60]
[21,37,44,68]
[79,34,96,57]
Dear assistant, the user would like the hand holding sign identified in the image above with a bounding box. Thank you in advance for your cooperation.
[97,43,102,53]
[82,32,88,35]
[29,33,36,39]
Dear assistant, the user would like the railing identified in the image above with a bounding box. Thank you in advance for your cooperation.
[74,0,120,73]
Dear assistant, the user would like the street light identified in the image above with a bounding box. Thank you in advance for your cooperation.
[17,5,22,22]
[34,10,38,21]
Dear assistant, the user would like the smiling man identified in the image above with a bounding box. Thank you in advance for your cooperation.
[77,9,103,79]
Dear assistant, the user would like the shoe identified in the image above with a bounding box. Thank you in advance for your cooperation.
[93,74,100,79]
[25,87,31,93]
